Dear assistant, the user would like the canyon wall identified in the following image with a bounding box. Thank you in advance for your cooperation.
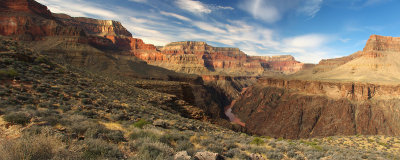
[138,41,305,75]
[231,78,400,139]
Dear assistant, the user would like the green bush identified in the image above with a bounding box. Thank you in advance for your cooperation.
[34,56,50,64]
[4,112,31,125]
[129,129,158,140]
[133,119,150,129]
[250,137,265,146]
[0,69,18,79]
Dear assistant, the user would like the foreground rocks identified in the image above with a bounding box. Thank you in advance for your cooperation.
[194,151,223,160]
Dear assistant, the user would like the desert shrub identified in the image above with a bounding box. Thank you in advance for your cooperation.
[101,130,125,143]
[230,149,251,159]
[0,132,67,160]
[159,132,189,145]
[132,140,174,160]
[249,146,267,154]
[267,150,284,160]
[207,143,224,153]
[250,137,265,146]
[3,112,31,125]
[70,120,98,135]
[0,68,18,79]
[175,140,194,151]
[81,138,123,159]
[133,119,151,129]
[129,129,159,140]
[81,98,92,105]
[34,56,50,65]
[41,114,61,126]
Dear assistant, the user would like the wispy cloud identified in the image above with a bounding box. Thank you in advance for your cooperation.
[36,0,334,63]
[160,11,191,22]
[239,0,324,23]
[37,0,118,19]
[174,0,234,15]
[175,0,211,14]
[129,0,147,3]
[299,0,323,18]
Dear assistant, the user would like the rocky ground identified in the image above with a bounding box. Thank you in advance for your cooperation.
[1,36,400,160]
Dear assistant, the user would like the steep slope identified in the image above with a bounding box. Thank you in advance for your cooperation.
[231,78,400,139]
[1,37,398,160]
[230,35,400,139]
[293,35,400,84]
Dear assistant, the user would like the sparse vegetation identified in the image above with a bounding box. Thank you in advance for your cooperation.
[133,119,151,129]
[3,112,31,125]
[0,38,399,160]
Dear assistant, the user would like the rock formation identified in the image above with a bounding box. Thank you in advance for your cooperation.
[134,41,305,75]
[231,78,400,139]
[231,35,400,139]
[293,35,400,83]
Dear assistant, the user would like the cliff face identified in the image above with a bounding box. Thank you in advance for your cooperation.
[293,35,400,83]
[363,35,400,52]
[133,41,305,75]
[0,0,83,40]
[54,14,132,37]
[0,0,52,17]
[231,78,400,139]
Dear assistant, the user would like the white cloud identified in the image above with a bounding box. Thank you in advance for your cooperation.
[160,11,191,21]
[299,0,323,18]
[175,0,211,14]
[280,34,332,63]
[217,6,234,10]
[36,0,332,63]
[37,0,118,19]
[193,22,226,34]
[129,0,147,3]
[283,34,328,48]
[240,0,324,23]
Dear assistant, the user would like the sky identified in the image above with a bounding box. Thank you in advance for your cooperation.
[36,0,400,63]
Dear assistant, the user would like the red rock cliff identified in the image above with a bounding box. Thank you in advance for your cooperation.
[0,0,83,40]
[141,41,305,75]
[0,0,52,17]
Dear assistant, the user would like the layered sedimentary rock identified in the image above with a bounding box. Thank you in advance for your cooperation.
[231,78,400,139]
[251,55,304,73]
[133,41,305,75]
[0,0,83,40]
[294,35,400,83]
[54,14,158,52]
[0,0,52,17]
[54,14,132,37]
[232,35,400,139]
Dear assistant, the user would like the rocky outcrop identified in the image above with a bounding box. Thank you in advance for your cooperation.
[0,0,83,40]
[194,151,223,160]
[0,0,52,17]
[293,35,400,83]
[251,55,304,73]
[363,35,400,52]
[231,78,400,139]
[257,78,400,101]
[54,14,132,37]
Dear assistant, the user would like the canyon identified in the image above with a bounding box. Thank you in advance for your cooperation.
[231,35,400,138]
[2,0,400,141]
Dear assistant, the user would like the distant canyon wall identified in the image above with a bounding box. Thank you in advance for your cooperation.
[231,78,400,139]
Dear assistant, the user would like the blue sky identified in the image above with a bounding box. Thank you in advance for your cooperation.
[36,0,399,63]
